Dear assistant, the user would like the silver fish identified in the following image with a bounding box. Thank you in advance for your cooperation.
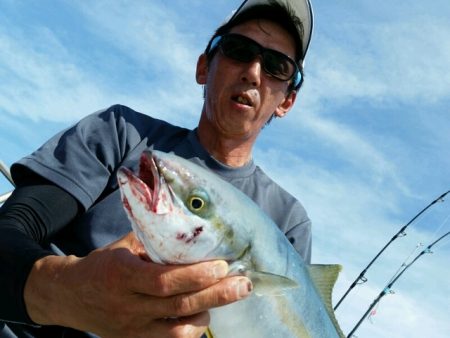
[117,150,345,338]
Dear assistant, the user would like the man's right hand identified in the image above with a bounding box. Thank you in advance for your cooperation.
[23,232,252,338]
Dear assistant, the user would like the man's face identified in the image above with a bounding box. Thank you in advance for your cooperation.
[196,19,297,141]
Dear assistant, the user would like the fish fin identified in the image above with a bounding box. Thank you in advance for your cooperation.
[203,327,214,338]
[248,270,299,296]
[307,264,346,338]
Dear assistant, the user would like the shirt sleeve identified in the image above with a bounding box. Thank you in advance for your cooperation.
[1,105,138,324]
[0,181,79,324]
[11,105,153,210]
[285,217,312,264]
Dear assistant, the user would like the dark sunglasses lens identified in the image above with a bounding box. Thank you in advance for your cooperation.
[221,36,258,62]
[262,52,294,80]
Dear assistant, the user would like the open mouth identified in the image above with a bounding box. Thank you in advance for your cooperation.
[117,151,173,214]
[138,151,159,198]
[232,93,253,107]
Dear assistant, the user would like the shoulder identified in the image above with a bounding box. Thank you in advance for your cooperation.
[247,165,310,230]
[251,166,311,260]
[253,166,301,207]
[76,104,188,144]
[82,104,172,130]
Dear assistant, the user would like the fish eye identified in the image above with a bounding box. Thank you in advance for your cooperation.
[237,266,246,274]
[187,189,210,213]
[189,196,205,211]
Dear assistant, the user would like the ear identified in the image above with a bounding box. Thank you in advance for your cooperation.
[274,91,297,118]
[196,53,208,85]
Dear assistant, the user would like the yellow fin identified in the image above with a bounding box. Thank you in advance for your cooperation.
[203,327,214,338]
[249,270,299,296]
[307,264,346,338]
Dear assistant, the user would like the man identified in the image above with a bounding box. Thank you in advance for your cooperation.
[0,0,313,337]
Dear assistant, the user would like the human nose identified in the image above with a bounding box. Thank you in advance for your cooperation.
[240,57,262,87]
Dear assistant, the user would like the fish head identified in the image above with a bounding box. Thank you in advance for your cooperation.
[117,150,250,264]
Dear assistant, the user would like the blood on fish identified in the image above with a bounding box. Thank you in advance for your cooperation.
[193,226,203,237]
[127,174,153,211]
[176,226,203,243]
[122,196,133,218]
[176,232,187,241]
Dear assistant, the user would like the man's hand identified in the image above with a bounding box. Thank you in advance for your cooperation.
[24,232,252,338]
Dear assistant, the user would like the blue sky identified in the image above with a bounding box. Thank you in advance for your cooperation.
[1,1,449,337]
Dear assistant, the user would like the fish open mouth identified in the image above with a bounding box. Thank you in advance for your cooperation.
[138,151,160,203]
[117,151,173,214]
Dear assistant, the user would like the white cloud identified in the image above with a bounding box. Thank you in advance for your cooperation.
[0,1,206,125]
[75,1,197,75]
[306,4,450,107]
[71,0,206,124]
[300,114,405,186]
[0,26,114,122]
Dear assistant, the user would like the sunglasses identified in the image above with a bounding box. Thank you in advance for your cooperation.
[209,33,301,87]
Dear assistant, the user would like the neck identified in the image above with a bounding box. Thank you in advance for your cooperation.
[196,115,256,168]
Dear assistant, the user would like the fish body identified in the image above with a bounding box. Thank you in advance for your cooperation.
[117,150,344,338]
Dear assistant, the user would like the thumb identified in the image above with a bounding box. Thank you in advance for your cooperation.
[108,231,150,261]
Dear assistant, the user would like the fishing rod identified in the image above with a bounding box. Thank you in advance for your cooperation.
[0,160,14,186]
[334,189,450,311]
[0,191,12,204]
[347,230,450,338]
[0,160,14,205]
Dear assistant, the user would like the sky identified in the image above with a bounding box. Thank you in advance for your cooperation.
[0,0,449,337]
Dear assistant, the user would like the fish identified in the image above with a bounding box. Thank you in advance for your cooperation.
[117,150,345,338]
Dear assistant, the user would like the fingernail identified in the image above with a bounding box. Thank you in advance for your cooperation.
[237,278,253,298]
[212,261,228,279]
